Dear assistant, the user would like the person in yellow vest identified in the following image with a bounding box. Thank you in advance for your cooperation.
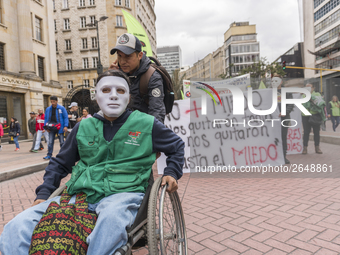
[0,70,185,254]
[327,95,340,132]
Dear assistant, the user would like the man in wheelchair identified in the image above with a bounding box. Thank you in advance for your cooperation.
[0,70,185,255]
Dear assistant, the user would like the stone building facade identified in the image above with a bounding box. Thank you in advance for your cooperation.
[55,0,157,100]
[0,0,61,138]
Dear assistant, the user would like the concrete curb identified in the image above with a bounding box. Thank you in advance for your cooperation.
[0,162,48,182]
[310,134,340,146]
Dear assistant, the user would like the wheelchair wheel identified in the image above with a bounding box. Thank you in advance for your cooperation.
[147,177,187,255]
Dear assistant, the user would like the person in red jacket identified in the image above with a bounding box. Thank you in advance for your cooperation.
[0,122,3,151]
[32,109,49,152]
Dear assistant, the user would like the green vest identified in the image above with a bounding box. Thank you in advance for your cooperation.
[330,101,340,116]
[66,111,156,204]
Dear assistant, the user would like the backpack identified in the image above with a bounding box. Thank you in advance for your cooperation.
[139,56,174,114]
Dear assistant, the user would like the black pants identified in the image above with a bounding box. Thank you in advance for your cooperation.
[302,115,320,147]
[281,125,288,157]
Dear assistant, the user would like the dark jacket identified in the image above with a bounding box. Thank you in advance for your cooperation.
[35,109,185,201]
[28,118,36,134]
[278,90,294,120]
[125,54,166,123]
[9,121,20,136]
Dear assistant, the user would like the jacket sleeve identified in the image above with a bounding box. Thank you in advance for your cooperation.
[327,102,332,116]
[286,92,295,115]
[16,123,20,135]
[152,118,184,180]
[0,124,3,137]
[62,106,69,128]
[35,123,81,200]
[147,71,166,123]
[44,107,50,125]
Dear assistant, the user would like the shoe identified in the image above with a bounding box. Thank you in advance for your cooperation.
[315,146,323,154]
[43,156,51,160]
[302,146,307,154]
[31,150,38,153]
[15,148,20,151]
[284,157,290,164]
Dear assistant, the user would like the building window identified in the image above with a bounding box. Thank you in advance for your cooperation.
[55,41,58,51]
[315,8,340,35]
[90,16,96,25]
[66,59,72,70]
[84,79,90,88]
[82,38,88,49]
[54,20,57,31]
[38,56,45,80]
[64,19,70,30]
[315,24,340,47]
[35,17,42,41]
[65,39,71,50]
[89,0,95,5]
[67,80,73,89]
[83,58,89,69]
[314,0,340,21]
[93,79,97,86]
[116,15,123,27]
[56,60,59,71]
[125,0,130,7]
[92,57,98,67]
[115,0,122,5]
[0,0,2,24]
[63,0,69,9]
[91,37,97,48]
[53,0,55,10]
[79,0,85,7]
[80,17,86,28]
[0,43,4,70]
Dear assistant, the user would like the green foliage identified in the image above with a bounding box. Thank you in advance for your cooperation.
[239,57,286,78]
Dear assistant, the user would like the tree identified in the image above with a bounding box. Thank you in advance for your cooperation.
[240,57,286,78]
[171,69,186,100]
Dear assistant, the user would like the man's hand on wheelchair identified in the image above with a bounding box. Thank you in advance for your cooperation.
[32,199,46,207]
[161,175,178,193]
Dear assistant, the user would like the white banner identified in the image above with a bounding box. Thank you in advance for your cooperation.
[286,93,303,155]
[158,89,285,174]
[183,74,251,100]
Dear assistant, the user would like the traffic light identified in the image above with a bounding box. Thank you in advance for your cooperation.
[282,61,286,70]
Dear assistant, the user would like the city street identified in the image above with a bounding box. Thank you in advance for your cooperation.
[1,139,340,254]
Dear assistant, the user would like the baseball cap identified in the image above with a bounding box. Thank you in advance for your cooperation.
[29,111,35,115]
[110,33,142,55]
[69,102,78,108]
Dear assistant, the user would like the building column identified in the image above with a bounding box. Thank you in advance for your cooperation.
[17,0,35,74]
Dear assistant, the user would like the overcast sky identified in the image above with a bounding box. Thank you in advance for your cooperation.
[155,0,302,67]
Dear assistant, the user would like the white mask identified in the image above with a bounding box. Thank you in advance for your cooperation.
[271,77,282,88]
[96,76,130,118]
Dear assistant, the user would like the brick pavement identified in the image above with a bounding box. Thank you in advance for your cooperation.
[0,142,340,254]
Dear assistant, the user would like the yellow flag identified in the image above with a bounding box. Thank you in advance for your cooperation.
[258,81,266,89]
[122,10,153,57]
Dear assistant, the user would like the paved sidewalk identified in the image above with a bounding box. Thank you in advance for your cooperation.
[0,141,340,254]
[0,139,60,172]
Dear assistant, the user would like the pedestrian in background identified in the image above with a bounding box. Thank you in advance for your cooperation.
[9,117,20,151]
[327,95,340,132]
[43,96,68,160]
[0,122,3,151]
[272,74,294,164]
[67,102,79,136]
[32,109,49,153]
[302,84,325,154]
[81,108,92,120]
[28,112,43,152]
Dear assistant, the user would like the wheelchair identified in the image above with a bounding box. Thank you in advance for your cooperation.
[49,175,188,255]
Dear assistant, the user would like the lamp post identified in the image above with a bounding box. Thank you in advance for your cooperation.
[87,16,108,75]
